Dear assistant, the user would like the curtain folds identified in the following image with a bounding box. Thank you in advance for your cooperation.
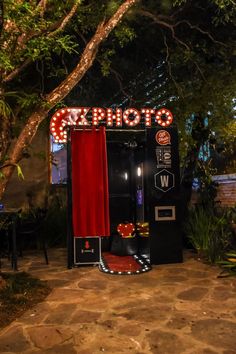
[71,127,110,237]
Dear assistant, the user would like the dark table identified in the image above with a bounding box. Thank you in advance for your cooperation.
[0,208,21,271]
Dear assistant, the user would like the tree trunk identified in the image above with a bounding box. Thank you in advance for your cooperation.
[0,0,138,200]
[0,114,11,164]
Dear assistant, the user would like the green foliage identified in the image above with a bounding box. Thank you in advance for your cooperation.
[16,93,41,111]
[218,251,236,277]
[99,49,115,76]
[212,120,236,174]
[194,159,218,207]
[16,164,24,180]
[106,0,121,17]
[0,51,14,71]
[185,206,235,263]
[0,98,12,118]
[173,0,187,6]
[114,24,136,48]
[0,0,81,77]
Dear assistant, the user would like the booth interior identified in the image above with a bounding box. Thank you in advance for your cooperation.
[106,129,149,258]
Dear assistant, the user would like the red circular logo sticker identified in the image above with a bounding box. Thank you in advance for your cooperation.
[155,130,171,145]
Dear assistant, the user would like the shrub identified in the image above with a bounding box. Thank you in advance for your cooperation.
[184,205,233,263]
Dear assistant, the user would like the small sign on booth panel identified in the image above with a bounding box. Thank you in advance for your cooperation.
[74,237,101,265]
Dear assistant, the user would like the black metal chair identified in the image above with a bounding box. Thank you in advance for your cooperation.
[17,209,49,265]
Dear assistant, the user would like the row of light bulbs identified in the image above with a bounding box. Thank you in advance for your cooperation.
[99,254,151,275]
[50,107,173,143]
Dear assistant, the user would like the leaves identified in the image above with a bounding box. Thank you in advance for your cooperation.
[184,206,232,263]
[16,164,24,180]
[114,24,136,47]
[0,99,12,118]
[218,251,236,276]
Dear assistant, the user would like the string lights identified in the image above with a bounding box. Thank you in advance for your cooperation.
[99,254,152,275]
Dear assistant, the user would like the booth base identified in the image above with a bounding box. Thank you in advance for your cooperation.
[74,237,101,265]
[99,253,151,275]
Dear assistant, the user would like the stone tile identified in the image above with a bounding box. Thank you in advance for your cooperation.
[177,287,208,301]
[146,329,190,354]
[118,304,172,322]
[156,275,188,283]
[97,319,117,329]
[46,288,85,302]
[70,310,101,324]
[191,319,236,350]
[74,330,144,353]
[77,279,107,290]
[167,312,194,330]
[35,343,77,354]
[17,302,52,325]
[44,303,77,324]
[118,323,142,336]
[1,248,236,354]
[0,326,30,352]
[210,287,235,301]
[46,278,72,287]
[27,326,73,349]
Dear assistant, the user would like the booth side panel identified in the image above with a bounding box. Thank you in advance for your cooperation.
[146,128,183,265]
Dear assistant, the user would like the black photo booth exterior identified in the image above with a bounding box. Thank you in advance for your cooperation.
[51,107,182,267]
[146,128,182,264]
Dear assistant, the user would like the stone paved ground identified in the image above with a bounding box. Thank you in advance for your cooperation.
[0,248,236,354]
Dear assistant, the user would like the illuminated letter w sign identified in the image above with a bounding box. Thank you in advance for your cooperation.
[154,169,175,193]
[160,175,169,188]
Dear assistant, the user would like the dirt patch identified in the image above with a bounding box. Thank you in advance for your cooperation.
[0,272,51,329]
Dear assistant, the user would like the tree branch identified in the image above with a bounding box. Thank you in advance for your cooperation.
[48,0,81,37]
[163,35,183,96]
[46,0,138,106]
[2,0,82,84]
[174,20,227,46]
[36,0,48,18]
[192,59,206,81]
[0,0,138,197]
[110,67,135,103]
[138,9,190,51]
[2,58,31,84]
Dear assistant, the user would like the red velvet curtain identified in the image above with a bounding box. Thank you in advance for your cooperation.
[71,127,110,237]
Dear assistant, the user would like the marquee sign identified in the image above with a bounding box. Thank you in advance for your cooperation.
[50,107,173,143]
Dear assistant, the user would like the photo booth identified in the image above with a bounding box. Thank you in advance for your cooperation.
[50,107,183,271]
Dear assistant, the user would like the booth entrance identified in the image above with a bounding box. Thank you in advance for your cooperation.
[107,130,149,258]
[50,107,183,273]
[108,133,145,226]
